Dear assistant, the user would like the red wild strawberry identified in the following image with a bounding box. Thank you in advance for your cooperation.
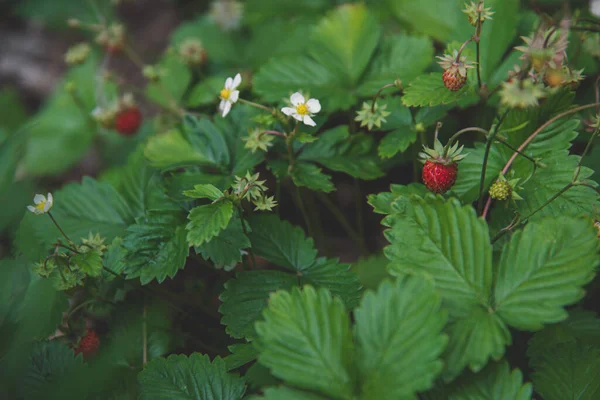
[437,50,475,91]
[115,107,142,136]
[74,329,100,359]
[419,138,468,194]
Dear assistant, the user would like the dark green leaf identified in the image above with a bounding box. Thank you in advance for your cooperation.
[291,162,336,193]
[196,216,250,270]
[224,343,259,371]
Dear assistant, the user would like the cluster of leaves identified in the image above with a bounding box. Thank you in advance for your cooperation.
[1,0,600,399]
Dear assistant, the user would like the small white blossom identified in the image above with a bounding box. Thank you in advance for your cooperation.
[27,193,54,215]
[281,92,321,127]
[219,73,242,117]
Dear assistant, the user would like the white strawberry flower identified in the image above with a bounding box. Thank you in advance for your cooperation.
[281,92,321,127]
[27,193,54,215]
[219,73,242,117]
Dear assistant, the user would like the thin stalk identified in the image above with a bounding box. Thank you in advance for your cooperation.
[477,110,510,214]
[371,83,396,112]
[48,212,74,245]
[238,98,275,114]
[259,130,287,138]
[67,299,96,319]
[446,127,489,148]
[295,186,314,239]
[316,192,367,255]
[238,206,257,269]
[142,303,148,366]
[475,18,482,89]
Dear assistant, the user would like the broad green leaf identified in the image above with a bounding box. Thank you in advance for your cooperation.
[0,126,28,193]
[255,286,355,400]
[310,3,381,84]
[72,249,103,277]
[248,386,328,400]
[121,212,190,284]
[378,129,417,159]
[224,343,259,371]
[183,184,224,201]
[220,270,297,340]
[424,361,532,400]
[187,74,229,107]
[374,96,416,159]
[196,216,250,270]
[385,196,493,316]
[248,214,317,271]
[386,0,464,42]
[186,200,234,247]
[354,277,447,399]
[146,52,191,107]
[299,257,361,309]
[245,362,279,391]
[530,342,600,400]
[358,35,434,96]
[183,116,231,167]
[298,126,384,180]
[0,87,27,132]
[402,73,475,107]
[252,56,353,111]
[494,217,599,330]
[145,130,212,170]
[368,183,429,215]
[20,341,84,400]
[478,0,519,81]
[291,162,336,193]
[350,254,391,290]
[244,0,328,24]
[138,354,246,400]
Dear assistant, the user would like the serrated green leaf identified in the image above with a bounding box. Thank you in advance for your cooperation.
[367,183,429,215]
[378,128,417,159]
[354,277,447,399]
[248,386,328,400]
[138,353,246,400]
[145,130,212,170]
[186,200,234,247]
[494,217,599,330]
[255,286,355,400]
[183,184,224,201]
[298,126,384,180]
[72,249,103,277]
[358,34,433,96]
[121,212,190,284]
[424,361,532,400]
[350,254,391,290]
[402,73,475,107]
[291,162,336,193]
[310,3,381,84]
[530,342,600,400]
[224,343,259,371]
[196,216,250,269]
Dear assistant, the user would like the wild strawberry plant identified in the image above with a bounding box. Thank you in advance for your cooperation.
[1,0,600,399]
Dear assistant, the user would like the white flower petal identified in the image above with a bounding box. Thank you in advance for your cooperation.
[27,205,36,213]
[229,90,239,103]
[33,194,45,205]
[290,92,305,106]
[291,113,303,122]
[306,98,321,113]
[281,107,295,116]
[232,73,242,89]
[221,101,232,117]
[303,115,316,126]
[44,202,52,212]
[47,193,53,205]
[224,77,233,90]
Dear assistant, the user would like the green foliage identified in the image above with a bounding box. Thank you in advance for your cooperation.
[402,73,475,107]
[138,353,245,400]
[186,200,234,247]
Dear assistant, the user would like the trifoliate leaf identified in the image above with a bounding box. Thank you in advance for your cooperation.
[196,216,250,270]
[358,34,434,96]
[494,217,599,330]
[310,3,381,84]
[255,286,355,400]
[354,277,447,399]
[138,354,246,400]
[120,212,190,284]
[401,73,475,107]
[298,126,384,180]
[183,184,224,201]
[224,343,259,371]
[186,200,234,247]
[291,162,336,193]
[423,361,532,400]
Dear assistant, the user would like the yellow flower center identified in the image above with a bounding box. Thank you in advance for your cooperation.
[296,104,309,115]
[220,88,231,100]
[35,201,47,211]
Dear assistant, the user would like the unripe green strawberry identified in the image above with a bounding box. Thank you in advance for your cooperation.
[489,179,512,200]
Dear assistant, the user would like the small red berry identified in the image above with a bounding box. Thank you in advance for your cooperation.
[115,107,142,136]
[419,138,467,194]
[74,329,100,359]
[442,69,467,91]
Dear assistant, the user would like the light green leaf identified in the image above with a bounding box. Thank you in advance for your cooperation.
[310,3,381,84]
[146,52,191,107]
[378,128,416,159]
[424,361,532,400]
[367,183,429,215]
[530,342,600,400]
[187,74,229,108]
[402,73,475,107]
[358,34,434,96]
[220,270,297,340]
[255,286,355,400]
[138,353,246,400]
[354,277,447,399]
[186,200,234,247]
[183,184,224,201]
[0,87,28,132]
[71,249,103,277]
[291,162,336,193]
[386,0,464,42]
[145,130,212,170]
[121,212,190,284]
[196,216,250,269]
[248,386,328,400]
[224,343,259,371]
[494,217,599,330]
[298,126,384,180]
